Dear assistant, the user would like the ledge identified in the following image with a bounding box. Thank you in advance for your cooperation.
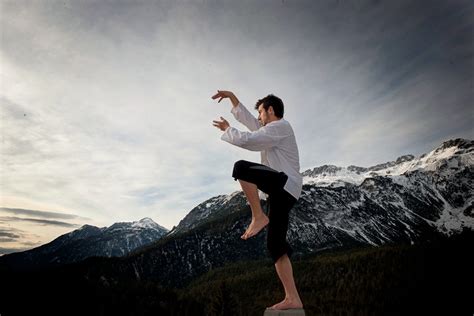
[264,308,306,316]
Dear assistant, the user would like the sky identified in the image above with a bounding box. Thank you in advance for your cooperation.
[1,0,473,254]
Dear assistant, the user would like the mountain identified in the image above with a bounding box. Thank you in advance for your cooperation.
[0,217,168,270]
[2,138,472,289]
[291,137,473,251]
[61,137,471,288]
[173,138,473,241]
[167,190,245,236]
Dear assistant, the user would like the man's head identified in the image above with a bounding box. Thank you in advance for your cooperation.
[255,94,284,126]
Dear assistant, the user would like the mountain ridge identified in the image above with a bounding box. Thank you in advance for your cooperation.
[0,217,168,269]
[1,138,472,288]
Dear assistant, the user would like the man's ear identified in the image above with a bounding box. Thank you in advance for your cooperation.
[268,106,274,115]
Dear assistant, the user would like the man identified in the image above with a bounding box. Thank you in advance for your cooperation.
[212,90,304,310]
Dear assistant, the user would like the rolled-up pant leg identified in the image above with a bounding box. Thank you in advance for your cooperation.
[232,160,288,195]
[266,190,297,263]
[232,160,297,263]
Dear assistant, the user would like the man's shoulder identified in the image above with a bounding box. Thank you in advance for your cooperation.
[270,118,293,130]
[265,119,295,136]
[268,118,290,125]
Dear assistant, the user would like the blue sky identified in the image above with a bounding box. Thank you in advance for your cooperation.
[1,0,473,254]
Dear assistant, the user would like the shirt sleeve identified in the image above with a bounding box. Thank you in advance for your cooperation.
[231,102,262,132]
[220,125,287,151]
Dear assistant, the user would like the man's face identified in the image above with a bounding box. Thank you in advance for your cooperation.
[257,104,270,126]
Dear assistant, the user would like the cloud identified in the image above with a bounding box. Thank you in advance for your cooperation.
[0,231,22,242]
[0,207,90,221]
[0,216,80,228]
[0,226,42,255]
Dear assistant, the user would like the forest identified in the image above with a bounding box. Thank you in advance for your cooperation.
[1,229,472,316]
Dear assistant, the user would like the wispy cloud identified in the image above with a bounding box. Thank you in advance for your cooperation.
[0,231,21,242]
[0,206,85,253]
[0,207,89,221]
[0,216,80,228]
[0,226,43,254]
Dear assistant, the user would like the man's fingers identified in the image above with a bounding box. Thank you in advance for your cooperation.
[212,119,224,129]
[212,117,228,131]
[211,91,224,100]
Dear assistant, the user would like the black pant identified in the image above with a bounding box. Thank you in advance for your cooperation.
[232,160,297,263]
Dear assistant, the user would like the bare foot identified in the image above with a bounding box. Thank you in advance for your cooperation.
[241,215,269,240]
[268,297,303,310]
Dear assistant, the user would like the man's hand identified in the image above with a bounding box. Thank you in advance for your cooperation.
[212,117,230,131]
[211,90,240,108]
[211,90,233,103]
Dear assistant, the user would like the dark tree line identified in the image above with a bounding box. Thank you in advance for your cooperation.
[1,229,472,316]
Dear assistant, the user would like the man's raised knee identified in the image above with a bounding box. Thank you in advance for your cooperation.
[232,160,250,180]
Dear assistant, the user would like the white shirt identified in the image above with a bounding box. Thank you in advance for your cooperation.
[221,102,303,200]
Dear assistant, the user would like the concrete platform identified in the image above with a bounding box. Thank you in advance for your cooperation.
[264,308,306,316]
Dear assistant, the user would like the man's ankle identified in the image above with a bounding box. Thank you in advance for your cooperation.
[252,213,268,220]
[285,295,301,302]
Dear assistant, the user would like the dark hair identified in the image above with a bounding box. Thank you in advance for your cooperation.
[255,94,284,118]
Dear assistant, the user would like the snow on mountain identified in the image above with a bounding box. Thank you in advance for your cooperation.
[132,217,168,230]
[167,191,247,236]
[107,217,168,234]
[169,138,473,244]
[303,138,472,186]
[296,138,473,243]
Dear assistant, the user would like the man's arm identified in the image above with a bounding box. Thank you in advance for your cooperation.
[212,90,261,131]
[230,103,261,132]
[221,125,286,151]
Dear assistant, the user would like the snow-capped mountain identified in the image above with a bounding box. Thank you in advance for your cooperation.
[0,217,168,270]
[302,138,472,188]
[111,138,472,287]
[2,138,471,288]
[167,190,246,236]
[172,138,472,240]
[297,138,473,241]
